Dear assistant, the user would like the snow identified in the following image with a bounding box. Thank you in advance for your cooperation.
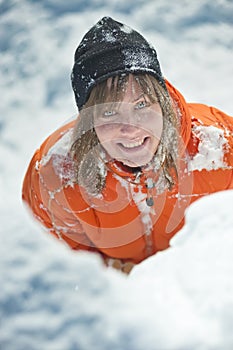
[188,125,228,171]
[1,0,233,349]
[123,47,154,70]
[121,24,133,34]
[40,128,73,167]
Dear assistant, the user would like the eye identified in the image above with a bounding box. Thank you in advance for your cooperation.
[135,100,150,110]
[103,110,117,117]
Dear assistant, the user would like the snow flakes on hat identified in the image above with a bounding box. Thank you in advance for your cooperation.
[123,46,154,71]
[121,24,133,34]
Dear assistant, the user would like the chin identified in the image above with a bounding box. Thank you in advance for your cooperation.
[121,157,153,168]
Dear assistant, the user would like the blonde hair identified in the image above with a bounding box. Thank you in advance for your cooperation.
[70,74,179,195]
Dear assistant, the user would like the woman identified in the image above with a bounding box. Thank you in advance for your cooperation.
[22,17,233,274]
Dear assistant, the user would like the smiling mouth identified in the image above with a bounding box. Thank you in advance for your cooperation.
[118,137,149,150]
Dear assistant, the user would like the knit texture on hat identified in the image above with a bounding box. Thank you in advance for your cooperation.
[71,16,166,110]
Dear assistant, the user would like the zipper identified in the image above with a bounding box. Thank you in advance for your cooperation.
[146,177,155,206]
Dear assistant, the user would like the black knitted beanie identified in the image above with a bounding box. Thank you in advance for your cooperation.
[71,16,166,110]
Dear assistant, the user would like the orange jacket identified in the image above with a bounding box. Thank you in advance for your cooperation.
[22,81,233,264]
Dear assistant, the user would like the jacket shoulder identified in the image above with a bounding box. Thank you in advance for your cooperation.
[186,103,233,169]
[22,119,96,250]
[188,103,233,126]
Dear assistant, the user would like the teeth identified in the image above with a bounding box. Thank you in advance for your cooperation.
[121,139,144,148]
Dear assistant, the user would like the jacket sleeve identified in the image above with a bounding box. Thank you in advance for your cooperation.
[206,105,233,174]
[22,139,97,252]
[22,148,53,229]
[188,103,233,189]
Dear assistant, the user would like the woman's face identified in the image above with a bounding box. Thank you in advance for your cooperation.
[94,75,163,168]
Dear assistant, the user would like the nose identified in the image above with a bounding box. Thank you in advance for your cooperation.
[118,105,140,134]
[119,122,140,135]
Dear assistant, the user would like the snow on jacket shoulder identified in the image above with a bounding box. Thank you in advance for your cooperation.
[187,103,233,169]
[22,82,233,264]
[22,120,96,252]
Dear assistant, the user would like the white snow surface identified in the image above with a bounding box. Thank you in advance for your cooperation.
[188,125,228,171]
[1,0,233,349]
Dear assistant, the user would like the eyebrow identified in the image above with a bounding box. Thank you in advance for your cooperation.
[132,93,146,103]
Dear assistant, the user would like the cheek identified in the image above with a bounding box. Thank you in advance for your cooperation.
[95,124,117,144]
[153,119,163,140]
[144,115,163,140]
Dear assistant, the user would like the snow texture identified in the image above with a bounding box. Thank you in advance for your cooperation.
[1,0,233,349]
[123,46,155,72]
[188,125,228,171]
[40,128,73,167]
